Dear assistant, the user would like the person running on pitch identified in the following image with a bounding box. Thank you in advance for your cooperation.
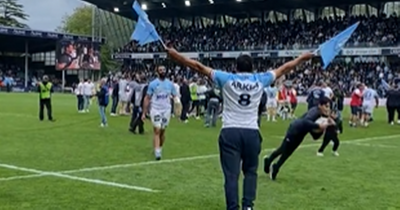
[264,97,334,180]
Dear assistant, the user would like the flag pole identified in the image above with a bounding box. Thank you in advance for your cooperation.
[159,39,167,49]
[313,46,320,55]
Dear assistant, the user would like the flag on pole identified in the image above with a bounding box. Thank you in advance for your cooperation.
[319,22,359,69]
[131,1,163,46]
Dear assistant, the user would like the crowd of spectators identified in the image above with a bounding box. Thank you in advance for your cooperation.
[0,62,62,92]
[117,14,400,53]
[112,58,397,97]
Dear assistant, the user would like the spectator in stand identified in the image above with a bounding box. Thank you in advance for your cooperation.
[117,15,400,53]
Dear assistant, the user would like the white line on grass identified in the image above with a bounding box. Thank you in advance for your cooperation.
[1,134,399,182]
[0,113,37,118]
[0,173,45,181]
[0,163,158,193]
[350,142,398,149]
[60,134,400,174]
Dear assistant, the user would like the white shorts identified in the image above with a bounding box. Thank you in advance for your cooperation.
[150,110,171,129]
[267,100,278,108]
[362,103,374,114]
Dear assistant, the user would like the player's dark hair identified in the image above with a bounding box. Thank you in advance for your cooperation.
[270,83,275,87]
[318,97,331,106]
[236,54,253,73]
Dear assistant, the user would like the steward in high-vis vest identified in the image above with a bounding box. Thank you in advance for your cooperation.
[38,75,54,121]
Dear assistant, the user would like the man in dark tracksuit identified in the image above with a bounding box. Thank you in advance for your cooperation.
[333,87,344,133]
[180,79,191,122]
[263,97,332,180]
[258,91,267,126]
[38,75,55,121]
[129,79,148,134]
[204,87,222,127]
[110,79,119,115]
[385,85,400,124]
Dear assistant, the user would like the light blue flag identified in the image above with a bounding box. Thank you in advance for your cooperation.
[131,1,162,46]
[133,1,148,20]
[319,22,359,69]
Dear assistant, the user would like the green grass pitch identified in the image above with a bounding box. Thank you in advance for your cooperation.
[1,93,400,210]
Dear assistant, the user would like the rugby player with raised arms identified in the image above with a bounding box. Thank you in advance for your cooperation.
[166,44,314,210]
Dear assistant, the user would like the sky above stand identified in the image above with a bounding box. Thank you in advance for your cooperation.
[19,0,88,31]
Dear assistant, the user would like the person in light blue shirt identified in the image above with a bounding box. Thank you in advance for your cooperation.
[166,46,314,210]
[142,65,177,161]
[4,76,14,92]
[265,84,279,122]
[361,87,379,127]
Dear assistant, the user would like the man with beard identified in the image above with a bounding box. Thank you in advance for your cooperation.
[142,66,177,160]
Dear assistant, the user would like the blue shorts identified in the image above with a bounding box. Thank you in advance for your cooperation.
[350,106,361,115]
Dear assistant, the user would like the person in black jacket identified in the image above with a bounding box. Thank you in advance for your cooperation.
[386,84,400,124]
[129,77,148,134]
[258,91,267,126]
[333,86,344,133]
[180,78,191,122]
[110,78,119,116]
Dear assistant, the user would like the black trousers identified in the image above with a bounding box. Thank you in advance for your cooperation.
[180,101,190,121]
[386,105,400,123]
[39,98,53,121]
[129,106,144,133]
[219,128,262,210]
[77,95,84,111]
[189,100,200,117]
[6,84,11,92]
[111,95,119,114]
[266,135,304,171]
[318,126,340,152]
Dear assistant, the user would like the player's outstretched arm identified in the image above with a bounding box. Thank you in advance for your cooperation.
[274,52,314,79]
[166,47,212,78]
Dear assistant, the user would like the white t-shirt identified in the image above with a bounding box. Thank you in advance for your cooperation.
[174,83,181,98]
[83,82,94,96]
[75,82,83,95]
[322,87,333,98]
[197,85,207,100]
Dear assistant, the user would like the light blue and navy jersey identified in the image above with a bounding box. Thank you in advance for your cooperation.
[147,78,177,112]
[211,70,276,129]
[307,87,324,107]
[362,88,378,104]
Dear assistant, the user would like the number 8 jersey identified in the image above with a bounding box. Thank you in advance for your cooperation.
[211,70,276,129]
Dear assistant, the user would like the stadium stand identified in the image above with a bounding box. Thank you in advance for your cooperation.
[0,27,105,92]
[67,1,400,95]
